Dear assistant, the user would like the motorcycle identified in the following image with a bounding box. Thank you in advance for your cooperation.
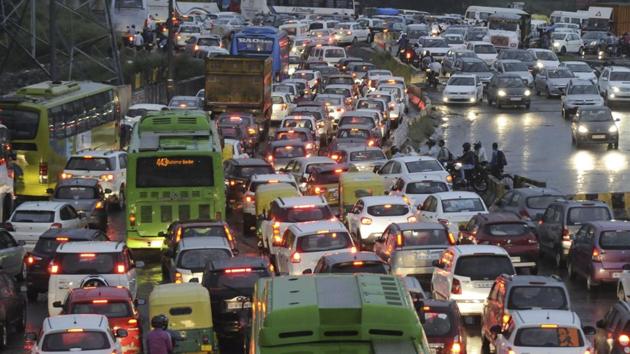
[425,68,439,88]
[444,161,489,192]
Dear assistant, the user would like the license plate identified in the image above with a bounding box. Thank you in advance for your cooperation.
[226,301,251,310]
[509,97,521,101]
[614,272,622,278]
[201,344,213,352]
[474,281,494,288]
[592,134,606,139]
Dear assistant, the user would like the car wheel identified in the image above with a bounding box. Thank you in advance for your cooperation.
[352,37,358,46]
[27,289,38,302]
[586,274,598,291]
[619,285,626,301]
[567,260,576,280]
[560,46,567,55]
[554,249,564,268]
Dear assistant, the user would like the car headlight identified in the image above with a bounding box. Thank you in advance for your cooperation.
[578,125,589,134]
[498,90,506,97]
[536,61,544,69]
[553,42,560,47]
[591,41,598,46]
[613,86,620,93]
[609,125,618,133]
[524,89,531,96]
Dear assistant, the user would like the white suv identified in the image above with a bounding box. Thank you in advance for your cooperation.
[598,66,630,105]
[48,241,142,316]
[62,150,127,209]
[275,220,355,275]
[431,245,515,316]
[27,314,126,354]
[346,196,416,247]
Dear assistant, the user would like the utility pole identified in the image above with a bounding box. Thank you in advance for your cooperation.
[49,0,57,81]
[166,0,175,100]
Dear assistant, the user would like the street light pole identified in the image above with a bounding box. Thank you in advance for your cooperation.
[49,0,57,81]
[166,0,175,101]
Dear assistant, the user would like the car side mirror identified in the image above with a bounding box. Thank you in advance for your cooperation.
[105,188,112,194]
[583,326,596,336]
[302,269,313,274]
[24,332,37,342]
[52,300,63,308]
[596,319,606,329]
[134,298,145,306]
[115,328,128,338]
[189,277,199,283]
[373,166,380,173]
[490,325,502,335]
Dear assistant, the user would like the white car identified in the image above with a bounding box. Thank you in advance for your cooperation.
[493,60,534,87]
[48,241,142,316]
[376,156,452,189]
[559,61,597,82]
[415,191,488,232]
[314,94,346,123]
[346,196,416,247]
[366,91,403,122]
[467,41,498,65]
[28,314,126,354]
[335,22,370,45]
[8,202,87,250]
[378,84,408,112]
[292,70,322,91]
[551,32,584,54]
[417,36,450,61]
[528,48,560,71]
[561,79,604,119]
[242,174,298,231]
[308,46,347,67]
[442,74,484,104]
[61,150,127,209]
[176,24,203,48]
[260,196,332,256]
[431,245,515,316]
[442,33,466,50]
[492,310,595,354]
[280,115,319,141]
[166,237,233,283]
[189,34,226,58]
[343,146,388,172]
[273,83,299,102]
[389,175,450,207]
[598,66,630,104]
[123,104,167,128]
[366,70,393,92]
[272,92,295,120]
[283,156,336,191]
[275,220,355,275]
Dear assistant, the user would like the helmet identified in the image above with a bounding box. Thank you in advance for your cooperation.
[151,314,169,329]
[474,141,482,149]
[462,142,471,150]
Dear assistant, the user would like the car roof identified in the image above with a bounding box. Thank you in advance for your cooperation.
[433,191,482,200]
[269,139,306,147]
[229,158,270,167]
[170,219,226,228]
[511,310,581,327]
[392,222,446,231]
[497,59,525,64]
[460,57,486,63]
[451,244,509,256]
[40,228,104,240]
[342,110,378,118]
[476,212,523,223]
[292,156,336,165]
[391,155,441,163]
[360,195,408,205]
[274,195,328,207]
[289,220,347,235]
[585,220,630,230]
[320,251,383,264]
[67,286,133,303]
[251,174,294,182]
[207,255,269,271]
[549,199,609,207]
[15,201,68,211]
[399,174,447,183]
[179,236,231,251]
[72,150,121,158]
[562,61,589,65]
[57,241,124,253]
[56,178,100,188]
[495,73,523,79]
[43,314,109,332]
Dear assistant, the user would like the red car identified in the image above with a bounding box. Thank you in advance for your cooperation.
[458,212,540,274]
[420,299,467,354]
[54,286,142,354]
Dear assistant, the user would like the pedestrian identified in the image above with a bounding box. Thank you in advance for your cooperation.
[473,141,487,164]
[426,139,439,158]
[489,142,507,178]
[459,142,476,182]
[147,314,173,354]
[436,139,453,164]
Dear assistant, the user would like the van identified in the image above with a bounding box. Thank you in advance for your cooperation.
[308,46,347,67]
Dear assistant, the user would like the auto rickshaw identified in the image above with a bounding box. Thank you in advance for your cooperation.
[339,172,385,220]
[255,183,300,235]
[304,163,350,215]
[149,283,218,354]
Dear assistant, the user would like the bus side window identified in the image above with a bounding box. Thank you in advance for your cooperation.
[84,96,99,129]
[48,106,65,139]
[63,103,77,137]
[74,100,89,134]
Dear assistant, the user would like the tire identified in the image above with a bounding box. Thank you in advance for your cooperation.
[472,175,489,193]
[560,46,567,55]
[27,288,38,302]
[16,262,26,282]
[567,260,576,280]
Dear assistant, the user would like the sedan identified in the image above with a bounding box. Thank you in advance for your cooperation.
[486,74,532,109]
[442,74,483,105]
[561,79,604,119]
[534,68,575,97]
[571,106,619,149]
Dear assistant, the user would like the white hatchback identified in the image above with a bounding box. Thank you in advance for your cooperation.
[431,245,515,316]
[442,74,483,104]
[346,196,416,247]
[166,237,233,284]
[389,175,450,208]
[376,156,452,189]
[415,191,488,234]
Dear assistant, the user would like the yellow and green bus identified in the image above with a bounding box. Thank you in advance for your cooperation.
[126,110,225,251]
[251,274,430,354]
[0,81,119,198]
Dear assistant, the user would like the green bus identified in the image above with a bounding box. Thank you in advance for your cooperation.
[126,110,225,251]
[0,81,119,198]
[251,274,430,354]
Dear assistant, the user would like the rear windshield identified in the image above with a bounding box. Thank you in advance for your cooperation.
[325,88,351,96]
[486,223,529,237]
[357,100,384,110]
[600,230,630,250]
[350,150,386,161]
[12,210,54,223]
[181,226,227,239]
[272,96,284,104]
[514,327,584,347]
[282,119,313,130]
[401,229,449,247]
[42,331,110,351]
[325,48,345,58]
[526,195,563,209]
[338,129,369,139]
[297,231,352,252]
[276,131,309,142]
[508,286,568,310]
[272,205,333,222]
[34,239,66,254]
[310,171,343,184]
[367,204,409,216]
[315,97,342,106]
[405,160,443,173]
[294,72,315,80]
[57,253,118,274]
[204,268,268,292]
[567,206,611,225]
[235,165,275,178]
[0,109,39,140]
[198,37,220,46]
[66,157,112,171]
[441,198,485,213]
[330,261,388,274]
[405,181,448,194]
[273,146,306,158]
[55,186,98,200]
[71,301,132,318]
[219,127,241,139]
[454,255,514,280]
[340,116,374,127]
[423,311,453,337]
[177,248,232,271]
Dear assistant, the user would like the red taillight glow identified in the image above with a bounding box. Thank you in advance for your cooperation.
[116,263,126,274]
[129,213,136,226]
[267,155,274,162]
[619,334,630,346]
[49,263,59,274]
[245,196,254,203]
[225,268,252,273]
[80,253,96,258]
[291,252,301,263]
[592,248,602,262]
[92,299,108,304]
[353,261,364,266]
[451,342,462,354]
[451,278,462,294]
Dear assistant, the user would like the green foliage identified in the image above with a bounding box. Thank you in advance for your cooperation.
[370,51,418,83]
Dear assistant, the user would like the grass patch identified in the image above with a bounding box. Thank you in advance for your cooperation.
[370,51,418,83]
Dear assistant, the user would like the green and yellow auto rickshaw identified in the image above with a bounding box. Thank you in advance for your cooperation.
[339,172,386,220]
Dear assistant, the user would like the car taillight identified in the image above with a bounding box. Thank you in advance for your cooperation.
[194,44,200,51]
[39,161,48,183]
[245,195,254,203]
[100,174,114,182]
[267,155,274,162]
[446,175,453,183]
[368,139,375,147]
[562,227,570,241]
[175,272,182,283]
[129,213,136,226]
[314,186,326,194]
[361,217,372,225]
[507,347,515,354]
[95,201,104,209]
[451,278,462,294]
[451,340,462,354]
[584,348,593,354]
[4,222,13,231]
[248,128,256,135]
[50,223,62,229]
[592,248,603,262]
[127,319,138,327]
[49,262,59,274]
[291,252,301,263]
[407,216,417,222]
[60,172,73,179]
[438,218,449,226]
[406,52,412,59]
[619,334,630,346]
[116,263,126,274]
[272,222,282,244]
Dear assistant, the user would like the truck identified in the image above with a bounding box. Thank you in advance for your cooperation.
[582,5,630,35]
[204,56,272,131]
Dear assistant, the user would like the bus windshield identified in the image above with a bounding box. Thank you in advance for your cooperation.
[489,20,518,31]
[0,109,39,139]
[136,156,214,187]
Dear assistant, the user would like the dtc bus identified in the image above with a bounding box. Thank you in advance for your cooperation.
[230,26,289,81]
[0,81,119,199]
[125,110,225,251]
[251,274,430,354]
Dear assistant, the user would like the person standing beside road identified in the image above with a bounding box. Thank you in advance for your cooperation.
[489,142,507,178]
[473,141,487,164]
[147,314,173,354]
[436,139,453,164]
[459,142,476,182]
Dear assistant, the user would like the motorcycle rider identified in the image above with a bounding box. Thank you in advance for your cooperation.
[436,139,453,164]
[459,142,477,183]
[473,141,488,164]
[147,314,173,354]
[397,32,410,60]
[422,51,441,87]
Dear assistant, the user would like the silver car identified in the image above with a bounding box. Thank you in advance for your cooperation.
[561,79,604,119]
[534,68,575,97]
[494,59,534,87]
[342,146,388,172]
[0,230,26,279]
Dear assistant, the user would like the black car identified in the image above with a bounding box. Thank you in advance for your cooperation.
[0,271,26,349]
[202,256,272,339]
[51,178,108,230]
[486,74,531,109]
[311,251,389,274]
[223,158,274,209]
[582,31,612,55]
[25,228,108,301]
[594,301,630,354]
[571,106,619,149]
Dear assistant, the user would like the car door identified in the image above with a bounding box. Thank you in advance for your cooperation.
[418,196,438,222]
[599,69,610,94]
[61,205,83,228]
[117,154,127,193]
[276,231,293,273]
[346,200,364,236]
[0,231,22,276]
[0,274,21,326]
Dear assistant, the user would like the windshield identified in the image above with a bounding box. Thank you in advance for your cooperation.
[273,146,306,158]
[405,160,443,173]
[58,253,117,274]
[276,131,309,142]
[442,198,485,213]
[338,129,369,139]
[297,231,352,252]
[294,72,315,80]
[177,248,232,271]
[526,195,563,209]
[367,204,409,216]
[274,85,294,94]
[508,286,568,310]
[445,36,463,44]
[498,78,525,88]
[315,97,342,106]
[309,170,343,184]
[179,26,199,33]
[370,70,392,76]
[182,226,227,239]
[463,62,489,72]
[66,157,112,171]
[475,45,497,54]
[406,181,448,194]
[448,77,475,86]
[552,33,566,40]
[567,206,611,225]
[34,238,67,254]
[357,100,384,110]
[423,311,453,337]
[500,51,535,61]
[486,223,529,236]
[583,31,606,39]
[169,98,199,108]
[568,84,598,95]
[504,63,529,72]
[324,88,350,96]
[579,109,612,122]
[136,156,214,188]
[340,116,374,127]
[422,38,447,47]
[198,38,220,46]
[282,119,313,130]
[349,150,386,161]
[489,20,518,31]
[610,72,630,81]
[548,69,573,78]
[327,78,353,85]
[514,327,584,347]
[273,205,333,222]
[71,301,132,318]
[55,186,98,200]
[535,51,558,61]
[42,331,110,351]
[126,108,149,117]
[325,48,346,58]
[566,64,591,73]
[600,230,630,250]
[401,229,450,247]
[12,210,54,223]
[454,255,514,280]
